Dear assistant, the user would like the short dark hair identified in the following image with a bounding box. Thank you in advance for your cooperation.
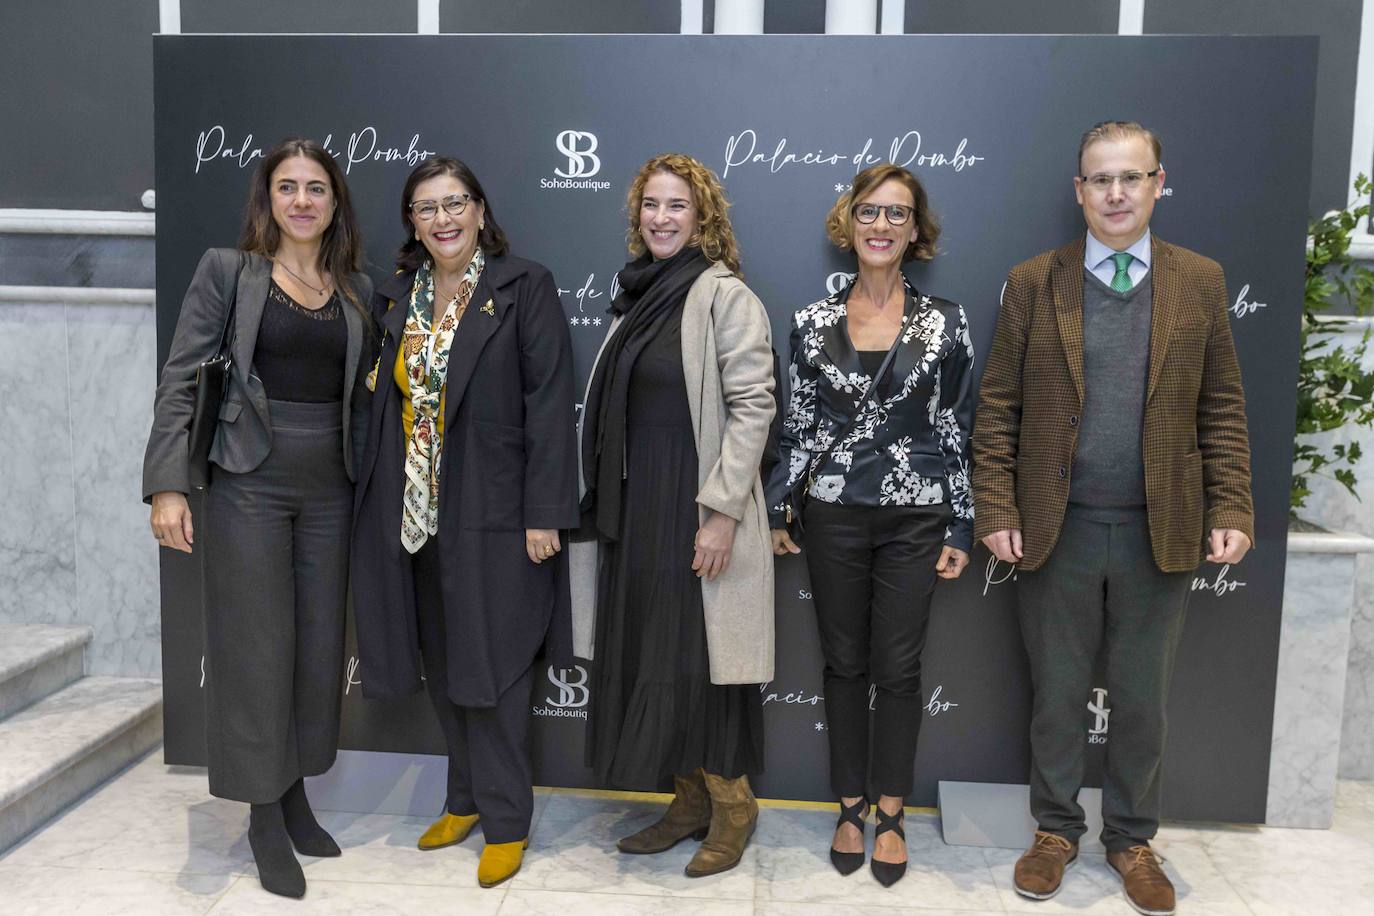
[1077,120,1162,174]
[394,156,509,271]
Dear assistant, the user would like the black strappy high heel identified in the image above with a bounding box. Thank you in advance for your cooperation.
[871,806,907,887]
[829,797,869,875]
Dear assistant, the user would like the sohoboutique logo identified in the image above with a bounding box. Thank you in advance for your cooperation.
[532,665,590,719]
[542,130,611,191]
[1087,687,1110,745]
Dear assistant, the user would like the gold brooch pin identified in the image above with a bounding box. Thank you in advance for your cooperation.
[480,299,495,317]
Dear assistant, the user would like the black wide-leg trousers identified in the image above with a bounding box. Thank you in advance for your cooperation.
[802,501,950,800]
[413,538,535,844]
[202,400,351,803]
[1016,506,1191,852]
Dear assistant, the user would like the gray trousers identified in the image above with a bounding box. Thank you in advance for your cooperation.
[202,399,352,803]
[1016,506,1190,852]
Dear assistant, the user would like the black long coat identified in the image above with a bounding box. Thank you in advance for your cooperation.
[351,253,579,707]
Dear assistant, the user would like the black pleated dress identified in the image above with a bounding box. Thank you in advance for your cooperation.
[586,303,765,791]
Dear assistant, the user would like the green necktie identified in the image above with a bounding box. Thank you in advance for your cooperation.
[1109,251,1134,293]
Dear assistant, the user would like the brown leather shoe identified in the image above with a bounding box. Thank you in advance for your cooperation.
[617,770,712,854]
[1107,845,1176,916]
[1013,830,1078,899]
[684,772,758,877]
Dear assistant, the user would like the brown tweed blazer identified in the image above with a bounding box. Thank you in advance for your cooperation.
[971,235,1254,573]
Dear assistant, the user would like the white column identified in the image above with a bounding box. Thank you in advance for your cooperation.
[714,0,764,34]
[1351,0,1374,235]
[417,0,439,35]
[879,0,904,35]
[158,0,180,33]
[826,0,877,35]
[1118,0,1144,36]
[681,0,704,34]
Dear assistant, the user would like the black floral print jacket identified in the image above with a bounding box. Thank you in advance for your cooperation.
[764,278,975,552]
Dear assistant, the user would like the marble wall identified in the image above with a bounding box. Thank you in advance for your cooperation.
[1267,537,1368,827]
[0,296,160,678]
[1301,317,1374,780]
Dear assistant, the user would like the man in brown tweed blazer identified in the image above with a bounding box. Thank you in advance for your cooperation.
[971,121,1253,916]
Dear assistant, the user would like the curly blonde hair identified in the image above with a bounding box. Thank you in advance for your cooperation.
[626,153,742,275]
[825,162,940,262]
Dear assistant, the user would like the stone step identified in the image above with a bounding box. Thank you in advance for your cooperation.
[0,676,162,852]
[0,624,91,721]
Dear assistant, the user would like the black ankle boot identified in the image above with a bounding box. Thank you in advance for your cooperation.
[249,802,306,898]
[281,778,340,857]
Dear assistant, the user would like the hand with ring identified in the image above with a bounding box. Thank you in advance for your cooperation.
[525,528,561,565]
[149,491,195,554]
[936,545,969,580]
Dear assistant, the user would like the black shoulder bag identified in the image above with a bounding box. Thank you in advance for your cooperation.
[782,305,915,543]
[186,252,244,490]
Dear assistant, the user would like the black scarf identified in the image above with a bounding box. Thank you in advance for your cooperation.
[581,247,710,541]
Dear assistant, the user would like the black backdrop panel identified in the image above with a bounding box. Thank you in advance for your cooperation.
[154,35,1316,821]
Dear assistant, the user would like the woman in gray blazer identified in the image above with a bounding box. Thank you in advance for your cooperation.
[577,153,775,878]
[142,138,374,899]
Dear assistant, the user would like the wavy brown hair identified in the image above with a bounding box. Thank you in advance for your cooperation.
[236,137,368,319]
[395,156,509,272]
[825,162,940,263]
[626,153,741,275]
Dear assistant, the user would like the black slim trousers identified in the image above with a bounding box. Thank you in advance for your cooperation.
[1016,506,1191,852]
[802,501,950,800]
[412,538,536,844]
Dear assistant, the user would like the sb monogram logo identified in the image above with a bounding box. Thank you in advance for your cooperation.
[1088,687,1111,736]
[547,665,590,708]
[555,130,601,179]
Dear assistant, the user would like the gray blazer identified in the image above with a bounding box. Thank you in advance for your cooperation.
[572,263,776,683]
[142,248,373,500]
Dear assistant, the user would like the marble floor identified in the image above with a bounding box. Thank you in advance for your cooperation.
[3,751,1373,915]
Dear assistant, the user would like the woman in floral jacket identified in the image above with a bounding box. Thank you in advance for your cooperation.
[765,163,974,887]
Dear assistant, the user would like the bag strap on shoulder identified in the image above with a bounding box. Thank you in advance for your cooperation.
[804,301,916,486]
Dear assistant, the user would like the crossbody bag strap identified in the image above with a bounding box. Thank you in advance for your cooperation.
[804,302,916,487]
[215,251,244,359]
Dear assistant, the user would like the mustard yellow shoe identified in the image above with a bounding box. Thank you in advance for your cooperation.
[477,837,529,888]
[417,812,480,850]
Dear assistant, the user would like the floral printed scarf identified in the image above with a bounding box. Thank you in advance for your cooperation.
[400,249,484,553]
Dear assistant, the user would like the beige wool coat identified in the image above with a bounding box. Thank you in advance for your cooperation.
[571,262,776,684]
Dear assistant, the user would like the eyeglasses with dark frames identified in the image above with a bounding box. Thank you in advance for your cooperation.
[852,202,913,226]
[409,193,473,221]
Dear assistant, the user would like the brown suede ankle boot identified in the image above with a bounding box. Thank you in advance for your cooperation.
[617,770,712,854]
[685,772,758,877]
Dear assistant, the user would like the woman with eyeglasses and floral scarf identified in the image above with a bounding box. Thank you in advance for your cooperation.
[351,156,578,890]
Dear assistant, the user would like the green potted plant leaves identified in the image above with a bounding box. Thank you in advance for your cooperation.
[1292,173,1374,521]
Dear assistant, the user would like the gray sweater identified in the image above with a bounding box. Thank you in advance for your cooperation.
[1068,269,1152,509]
